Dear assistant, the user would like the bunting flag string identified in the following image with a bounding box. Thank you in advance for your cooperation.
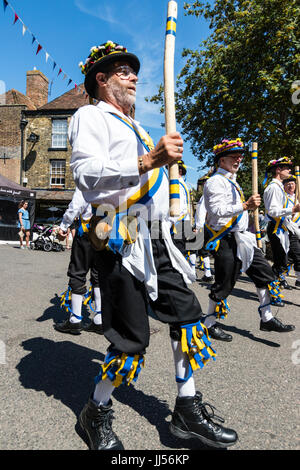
[2,0,80,92]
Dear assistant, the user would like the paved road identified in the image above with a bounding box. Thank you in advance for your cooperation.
[0,243,299,451]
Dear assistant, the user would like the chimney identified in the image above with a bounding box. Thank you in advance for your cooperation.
[26,70,49,108]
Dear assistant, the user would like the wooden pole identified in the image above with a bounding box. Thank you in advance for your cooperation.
[295,166,300,204]
[164,1,180,217]
[251,142,262,248]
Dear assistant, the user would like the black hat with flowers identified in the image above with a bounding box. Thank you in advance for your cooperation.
[213,138,245,164]
[79,40,140,99]
[282,175,296,185]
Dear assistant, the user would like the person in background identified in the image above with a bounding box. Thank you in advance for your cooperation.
[66,219,77,250]
[17,200,30,249]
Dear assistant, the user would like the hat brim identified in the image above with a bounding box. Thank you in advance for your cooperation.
[267,161,293,172]
[84,52,140,98]
[214,147,244,163]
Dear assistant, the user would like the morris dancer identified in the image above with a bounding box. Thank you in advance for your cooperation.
[264,158,300,290]
[283,175,300,288]
[201,139,295,342]
[54,187,103,335]
[70,41,238,450]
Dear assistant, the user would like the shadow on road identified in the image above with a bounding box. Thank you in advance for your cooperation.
[17,337,104,416]
[36,294,91,324]
[218,323,280,347]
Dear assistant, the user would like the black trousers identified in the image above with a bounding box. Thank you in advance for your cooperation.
[267,222,289,276]
[94,237,202,355]
[67,231,99,295]
[288,233,300,272]
[208,233,276,302]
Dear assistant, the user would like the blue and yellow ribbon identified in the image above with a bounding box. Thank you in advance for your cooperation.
[95,350,145,387]
[166,16,177,37]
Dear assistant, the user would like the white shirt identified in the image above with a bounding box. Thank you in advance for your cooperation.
[69,101,169,221]
[59,187,93,232]
[204,168,247,232]
[195,195,206,230]
[263,179,293,219]
[68,101,195,299]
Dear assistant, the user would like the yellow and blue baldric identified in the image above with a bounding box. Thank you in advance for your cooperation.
[166,15,177,37]
[95,349,145,387]
[93,113,166,254]
[205,174,245,252]
[267,182,288,235]
[176,322,216,383]
[77,215,91,237]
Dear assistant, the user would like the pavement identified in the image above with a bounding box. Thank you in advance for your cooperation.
[0,243,299,452]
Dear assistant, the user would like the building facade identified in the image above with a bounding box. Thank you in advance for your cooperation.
[0,70,89,223]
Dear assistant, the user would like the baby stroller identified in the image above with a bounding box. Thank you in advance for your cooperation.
[30,223,64,252]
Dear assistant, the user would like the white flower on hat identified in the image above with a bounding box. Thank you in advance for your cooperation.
[78,61,84,68]
[90,46,98,52]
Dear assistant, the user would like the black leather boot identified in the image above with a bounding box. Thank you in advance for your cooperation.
[54,319,83,335]
[260,317,295,333]
[170,393,238,448]
[79,397,124,450]
[208,324,232,342]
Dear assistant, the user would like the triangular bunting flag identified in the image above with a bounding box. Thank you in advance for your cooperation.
[45,52,49,63]
[3,0,8,12]
[32,35,36,44]
[53,62,57,70]
[36,44,42,55]
[13,13,19,24]
[63,74,67,81]
[67,79,72,86]
[22,25,27,36]
[58,68,62,76]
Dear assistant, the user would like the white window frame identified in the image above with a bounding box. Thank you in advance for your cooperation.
[51,119,68,148]
[50,159,66,187]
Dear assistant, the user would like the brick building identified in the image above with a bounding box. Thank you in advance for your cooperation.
[0,70,89,222]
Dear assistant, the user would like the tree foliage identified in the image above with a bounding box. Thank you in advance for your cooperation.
[150,0,300,191]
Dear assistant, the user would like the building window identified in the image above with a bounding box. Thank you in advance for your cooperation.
[50,159,66,187]
[51,119,68,148]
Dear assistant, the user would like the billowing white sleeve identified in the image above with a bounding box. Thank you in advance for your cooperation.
[69,106,139,192]
[59,187,89,231]
[195,196,206,229]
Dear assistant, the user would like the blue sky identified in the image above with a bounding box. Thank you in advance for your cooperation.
[0,0,212,187]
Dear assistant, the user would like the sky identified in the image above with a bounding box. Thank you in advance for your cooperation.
[0,0,212,187]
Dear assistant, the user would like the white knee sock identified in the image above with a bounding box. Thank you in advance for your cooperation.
[202,298,217,329]
[171,338,195,397]
[93,287,102,311]
[93,378,115,406]
[203,256,212,277]
[93,287,102,324]
[256,288,273,322]
[70,293,83,323]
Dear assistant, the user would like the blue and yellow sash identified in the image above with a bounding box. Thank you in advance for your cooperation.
[77,215,91,236]
[92,113,165,254]
[204,174,245,252]
[267,182,288,234]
